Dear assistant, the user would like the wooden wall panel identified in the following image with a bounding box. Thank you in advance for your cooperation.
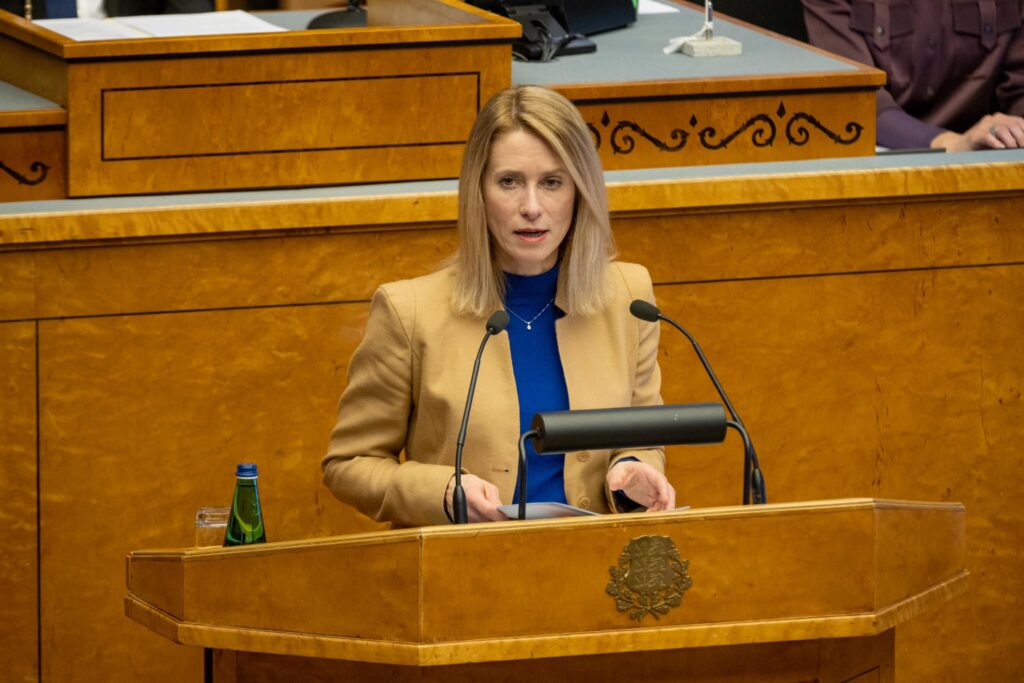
[66,42,509,196]
[614,195,1024,284]
[609,205,1023,683]
[37,303,385,683]
[652,266,1023,506]
[28,229,455,321]
[0,321,39,683]
[101,75,479,159]
[2,165,1022,681]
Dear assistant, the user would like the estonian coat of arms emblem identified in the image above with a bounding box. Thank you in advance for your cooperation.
[605,535,692,621]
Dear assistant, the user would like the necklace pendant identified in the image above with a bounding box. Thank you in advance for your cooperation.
[526,323,532,331]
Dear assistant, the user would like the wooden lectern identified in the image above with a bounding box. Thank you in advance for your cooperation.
[126,498,966,682]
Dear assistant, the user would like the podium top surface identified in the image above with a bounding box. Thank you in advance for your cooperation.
[126,498,967,666]
[0,0,520,60]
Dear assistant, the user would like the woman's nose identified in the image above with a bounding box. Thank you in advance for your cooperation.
[520,185,542,219]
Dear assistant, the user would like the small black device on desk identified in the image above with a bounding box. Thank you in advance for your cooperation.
[467,0,636,62]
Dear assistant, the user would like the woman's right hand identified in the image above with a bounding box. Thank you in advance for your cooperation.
[446,473,508,523]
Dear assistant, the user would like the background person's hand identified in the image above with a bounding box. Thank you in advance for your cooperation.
[446,473,508,523]
[931,112,1024,151]
[606,460,676,512]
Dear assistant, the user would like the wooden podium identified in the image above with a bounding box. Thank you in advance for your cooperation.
[126,498,966,682]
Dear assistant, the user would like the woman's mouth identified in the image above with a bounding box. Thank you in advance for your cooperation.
[514,228,548,242]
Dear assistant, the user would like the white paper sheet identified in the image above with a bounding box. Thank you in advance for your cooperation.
[116,10,286,37]
[34,17,149,41]
[34,10,286,42]
[638,0,681,14]
[497,502,601,520]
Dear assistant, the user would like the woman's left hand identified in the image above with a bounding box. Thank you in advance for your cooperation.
[606,461,676,512]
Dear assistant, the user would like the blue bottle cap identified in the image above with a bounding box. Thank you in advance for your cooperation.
[236,462,259,479]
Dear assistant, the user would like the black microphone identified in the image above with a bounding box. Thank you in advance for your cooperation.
[531,404,727,453]
[516,403,728,521]
[630,299,767,504]
[453,310,510,524]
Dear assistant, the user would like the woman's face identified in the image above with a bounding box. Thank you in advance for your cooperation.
[483,128,575,276]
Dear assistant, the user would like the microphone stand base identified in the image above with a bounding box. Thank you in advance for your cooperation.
[682,36,743,57]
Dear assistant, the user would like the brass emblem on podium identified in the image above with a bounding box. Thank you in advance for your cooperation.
[606,535,692,621]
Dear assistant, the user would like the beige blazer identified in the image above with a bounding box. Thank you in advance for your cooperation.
[322,261,664,527]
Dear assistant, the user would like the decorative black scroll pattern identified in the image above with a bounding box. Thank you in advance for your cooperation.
[1,160,50,186]
[785,112,863,146]
[696,114,775,150]
[611,122,688,154]
[587,110,688,154]
[588,102,863,155]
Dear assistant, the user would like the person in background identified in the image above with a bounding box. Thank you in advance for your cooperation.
[322,85,675,527]
[803,0,1024,151]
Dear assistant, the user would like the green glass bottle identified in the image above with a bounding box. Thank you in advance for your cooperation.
[224,462,267,546]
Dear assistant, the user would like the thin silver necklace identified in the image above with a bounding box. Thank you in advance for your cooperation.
[505,297,555,331]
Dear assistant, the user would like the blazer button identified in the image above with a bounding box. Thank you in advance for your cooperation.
[576,451,590,462]
[578,496,591,509]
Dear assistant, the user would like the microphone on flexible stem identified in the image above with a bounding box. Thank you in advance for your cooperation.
[517,403,729,520]
[453,310,510,524]
[629,299,767,505]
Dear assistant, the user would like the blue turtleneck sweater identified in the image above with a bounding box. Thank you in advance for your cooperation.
[504,265,569,504]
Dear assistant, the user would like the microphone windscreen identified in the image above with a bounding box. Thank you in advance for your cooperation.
[487,310,510,334]
[629,299,661,322]
[531,403,727,453]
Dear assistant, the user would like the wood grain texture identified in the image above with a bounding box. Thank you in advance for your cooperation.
[0,108,66,127]
[0,0,515,198]
[0,0,520,61]
[0,160,1021,681]
[0,33,67,104]
[4,159,1024,247]
[64,42,509,195]
[100,74,479,159]
[7,227,454,322]
[125,500,963,665]
[38,304,385,683]
[0,322,38,683]
[0,127,65,202]
[0,13,70,58]
[217,633,889,683]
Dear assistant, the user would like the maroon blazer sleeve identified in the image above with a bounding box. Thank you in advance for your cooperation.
[997,8,1024,116]
[801,0,943,148]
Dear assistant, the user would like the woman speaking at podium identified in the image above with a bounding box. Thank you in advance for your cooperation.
[322,86,675,527]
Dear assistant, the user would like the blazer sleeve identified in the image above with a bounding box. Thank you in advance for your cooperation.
[801,0,944,149]
[998,10,1024,116]
[321,285,455,527]
[605,264,666,510]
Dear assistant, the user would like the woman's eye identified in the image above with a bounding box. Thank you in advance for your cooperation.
[542,177,563,189]
[498,176,519,188]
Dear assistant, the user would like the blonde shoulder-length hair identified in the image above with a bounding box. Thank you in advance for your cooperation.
[451,85,616,317]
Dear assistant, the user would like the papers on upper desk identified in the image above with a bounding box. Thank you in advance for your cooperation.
[497,502,692,520]
[637,0,680,14]
[34,11,286,42]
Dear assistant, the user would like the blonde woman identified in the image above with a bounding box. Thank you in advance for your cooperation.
[323,86,674,527]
